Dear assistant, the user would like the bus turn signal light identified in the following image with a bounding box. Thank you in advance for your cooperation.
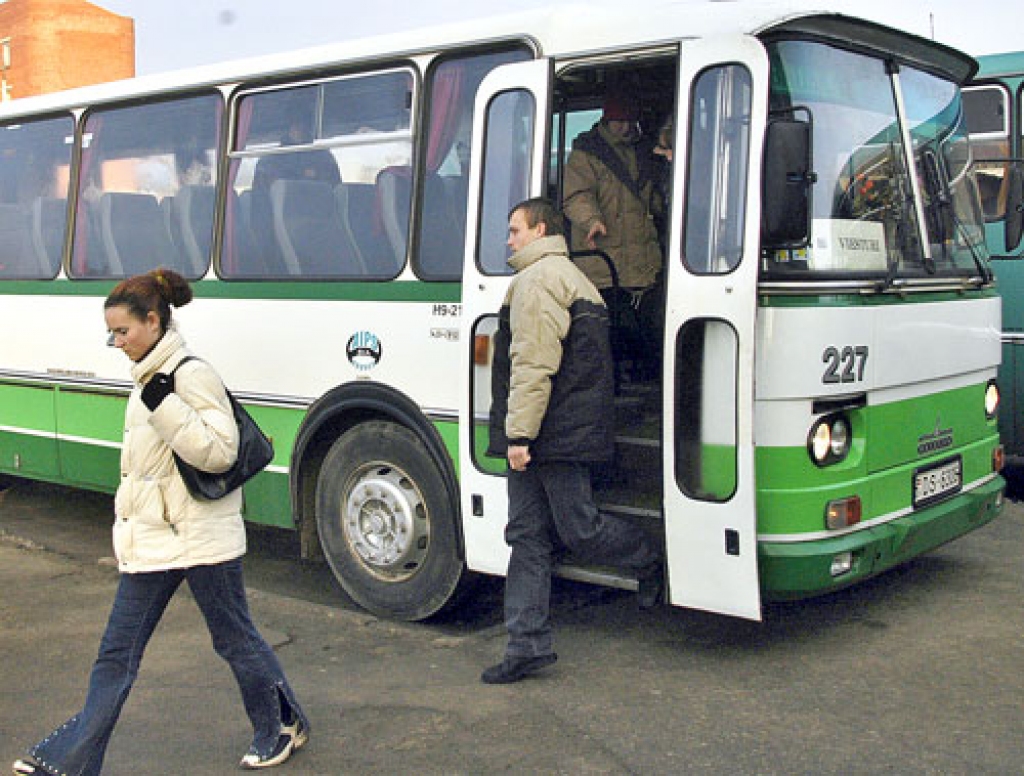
[474,334,491,366]
[993,444,1005,473]
[825,496,862,530]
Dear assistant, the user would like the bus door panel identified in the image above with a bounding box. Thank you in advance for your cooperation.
[458,59,553,575]
[663,37,768,620]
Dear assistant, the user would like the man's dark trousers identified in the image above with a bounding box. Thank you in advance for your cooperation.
[503,460,658,658]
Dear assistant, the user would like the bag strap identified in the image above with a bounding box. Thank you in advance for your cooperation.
[169,355,200,377]
[168,356,234,402]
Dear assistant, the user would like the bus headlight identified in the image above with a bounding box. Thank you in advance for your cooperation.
[985,380,1000,420]
[808,414,851,466]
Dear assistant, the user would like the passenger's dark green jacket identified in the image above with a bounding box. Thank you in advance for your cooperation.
[563,120,663,290]
[487,235,614,463]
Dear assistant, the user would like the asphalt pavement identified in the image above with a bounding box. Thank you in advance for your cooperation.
[2,476,1023,775]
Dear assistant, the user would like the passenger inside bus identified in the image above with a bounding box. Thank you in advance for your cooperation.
[250,114,342,273]
[252,115,341,191]
[561,80,669,384]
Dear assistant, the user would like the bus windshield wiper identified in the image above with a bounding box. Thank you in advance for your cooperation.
[923,148,992,284]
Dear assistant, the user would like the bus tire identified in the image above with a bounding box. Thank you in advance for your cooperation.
[315,419,464,621]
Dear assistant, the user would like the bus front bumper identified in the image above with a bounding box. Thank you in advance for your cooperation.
[759,475,1005,602]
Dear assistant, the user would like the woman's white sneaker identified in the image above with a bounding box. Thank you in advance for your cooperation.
[239,718,308,770]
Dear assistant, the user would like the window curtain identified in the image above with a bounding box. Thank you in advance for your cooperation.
[425,62,465,173]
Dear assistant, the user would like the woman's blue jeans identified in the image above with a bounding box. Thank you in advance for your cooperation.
[27,558,306,776]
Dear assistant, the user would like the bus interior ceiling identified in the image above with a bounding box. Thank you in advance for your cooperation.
[555,57,677,129]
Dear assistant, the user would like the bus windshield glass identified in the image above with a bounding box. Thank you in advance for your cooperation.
[765,40,986,279]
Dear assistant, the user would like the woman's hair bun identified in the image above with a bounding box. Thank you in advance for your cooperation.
[151,268,193,308]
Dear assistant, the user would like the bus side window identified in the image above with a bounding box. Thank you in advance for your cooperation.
[675,318,738,501]
[416,47,530,281]
[226,69,415,279]
[0,116,73,279]
[70,93,222,280]
[683,64,752,275]
[963,85,1010,223]
[476,89,535,275]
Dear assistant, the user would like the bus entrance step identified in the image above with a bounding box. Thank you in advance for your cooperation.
[591,489,662,521]
[552,562,638,592]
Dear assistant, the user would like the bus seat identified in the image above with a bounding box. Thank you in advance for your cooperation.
[225,188,261,274]
[161,194,175,247]
[331,183,370,276]
[235,188,255,258]
[336,182,397,276]
[270,179,365,277]
[100,192,180,277]
[171,184,215,275]
[376,167,412,268]
[419,172,462,278]
[377,168,461,278]
[237,188,252,231]
[0,203,35,278]
[71,199,111,277]
[31,197,67,276]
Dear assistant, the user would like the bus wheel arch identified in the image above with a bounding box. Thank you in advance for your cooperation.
[291,383,466,621]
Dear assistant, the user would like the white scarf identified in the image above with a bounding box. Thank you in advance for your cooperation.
[130,323,187,387]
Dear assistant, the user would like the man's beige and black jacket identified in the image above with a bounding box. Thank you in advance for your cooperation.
[487,234,615,464]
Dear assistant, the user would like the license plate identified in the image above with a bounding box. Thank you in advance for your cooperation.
[913,456,962,508]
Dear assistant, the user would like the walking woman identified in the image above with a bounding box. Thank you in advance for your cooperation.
[13,269,309,775]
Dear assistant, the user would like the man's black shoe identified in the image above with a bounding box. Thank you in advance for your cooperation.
[637,561,664,610]
[481,653,557,684]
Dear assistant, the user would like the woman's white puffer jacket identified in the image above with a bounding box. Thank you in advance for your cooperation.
[113,326,246,573]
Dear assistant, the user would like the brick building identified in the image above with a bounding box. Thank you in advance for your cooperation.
[0,0,134,101]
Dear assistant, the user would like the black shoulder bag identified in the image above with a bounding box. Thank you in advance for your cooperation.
[168,356,273,500]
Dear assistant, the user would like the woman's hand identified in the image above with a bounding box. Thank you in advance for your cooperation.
[141,372,174,411]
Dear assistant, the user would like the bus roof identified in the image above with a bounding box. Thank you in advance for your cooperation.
[972,51,1024,80]
[0,1,977,118]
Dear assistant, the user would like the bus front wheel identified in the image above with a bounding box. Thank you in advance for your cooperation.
[315,420,464,621]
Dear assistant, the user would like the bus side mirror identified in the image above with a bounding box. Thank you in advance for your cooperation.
[762,114,815,249]
[1005,162,1024,253]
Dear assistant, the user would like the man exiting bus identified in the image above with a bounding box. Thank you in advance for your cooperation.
[482,197,663,685]
[563,88,665,382]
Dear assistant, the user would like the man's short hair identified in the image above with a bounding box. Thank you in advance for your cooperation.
[510,197,565,237]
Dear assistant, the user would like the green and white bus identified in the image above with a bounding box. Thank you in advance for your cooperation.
[963,54,1024,459]
[0,4,1005,622]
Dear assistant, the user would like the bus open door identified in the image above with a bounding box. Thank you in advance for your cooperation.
[661,37,769,620]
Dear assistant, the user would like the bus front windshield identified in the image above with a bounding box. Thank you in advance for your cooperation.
[765,40,987,280]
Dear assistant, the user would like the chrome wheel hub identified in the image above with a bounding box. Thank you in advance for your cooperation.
[343,463,428,581]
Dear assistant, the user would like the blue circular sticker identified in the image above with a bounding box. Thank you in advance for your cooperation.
[346,331,382,371]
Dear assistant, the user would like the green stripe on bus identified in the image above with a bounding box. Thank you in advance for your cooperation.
[759,476,1003,600]
[57,388,127,444]
[0,382,56,433]
[756,431,998,535]
[1,380,463,531]
[0,429,61,479]
[755,382,999,535]
[0,279,462,303]
[239,470,294,528]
